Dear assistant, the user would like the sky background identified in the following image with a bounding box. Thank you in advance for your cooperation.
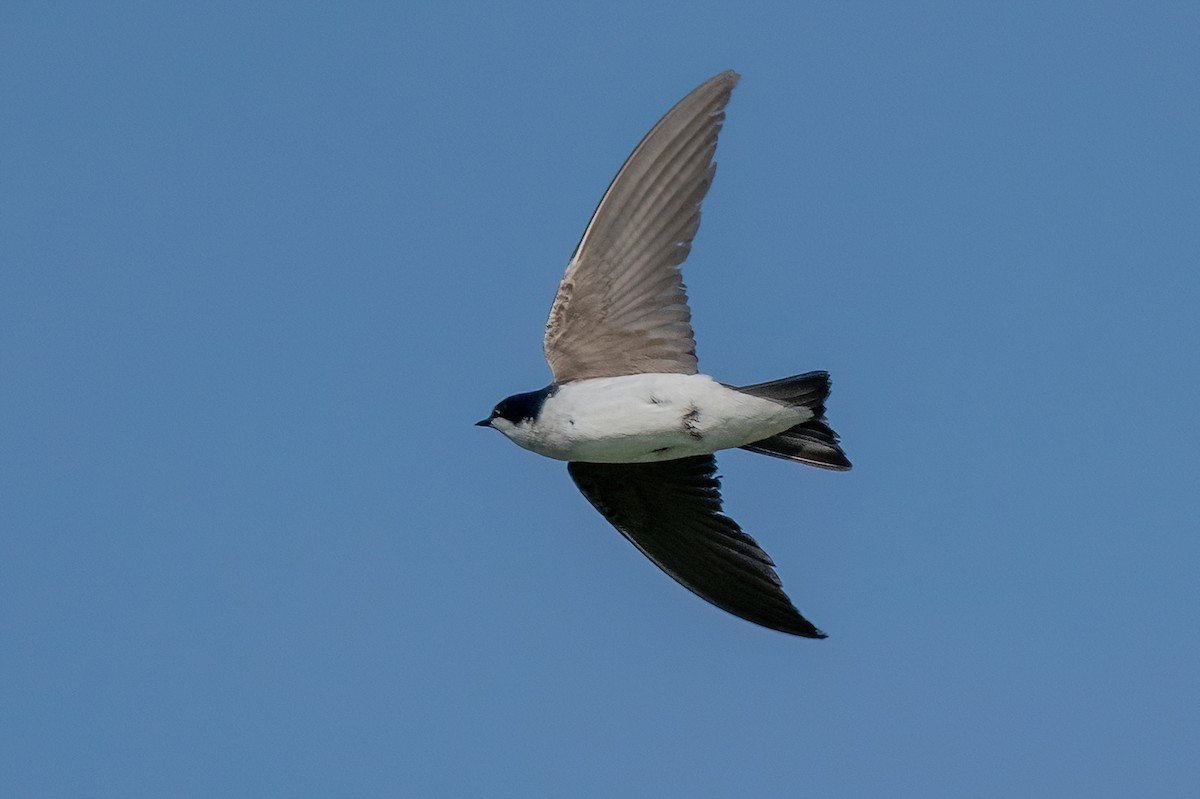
[3,2,1199,797]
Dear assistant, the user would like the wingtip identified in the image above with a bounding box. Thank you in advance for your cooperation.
[734,608,826,638]
[709,70,741,98]
[693,70,740,99]
[779,615,828,639]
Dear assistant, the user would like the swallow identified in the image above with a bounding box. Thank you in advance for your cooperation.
[478,70,850,637]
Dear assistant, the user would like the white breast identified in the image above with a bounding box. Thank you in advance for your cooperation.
[507,373,804,463]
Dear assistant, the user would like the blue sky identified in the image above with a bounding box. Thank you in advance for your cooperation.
[3,2,1199,796]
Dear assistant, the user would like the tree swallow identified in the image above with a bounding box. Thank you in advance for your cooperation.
[478,70,850,638]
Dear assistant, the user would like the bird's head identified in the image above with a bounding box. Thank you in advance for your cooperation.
[476,385,558,437]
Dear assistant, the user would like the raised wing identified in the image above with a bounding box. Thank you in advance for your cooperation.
[544,71,739,382]
[567,455,825,638]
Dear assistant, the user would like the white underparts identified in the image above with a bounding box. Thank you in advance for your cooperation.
[494,373,810,463]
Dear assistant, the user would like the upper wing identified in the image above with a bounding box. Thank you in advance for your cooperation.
[567,455,825,638]
[544,71,740,383]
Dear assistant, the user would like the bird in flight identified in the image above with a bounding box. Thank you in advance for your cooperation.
[477,70,850,637]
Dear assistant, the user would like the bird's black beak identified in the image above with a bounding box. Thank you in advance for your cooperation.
[475,418,491,427]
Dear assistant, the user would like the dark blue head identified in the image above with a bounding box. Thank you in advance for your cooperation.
[476,384,558,428]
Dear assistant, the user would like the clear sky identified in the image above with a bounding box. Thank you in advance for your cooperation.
[3,2,1198,797]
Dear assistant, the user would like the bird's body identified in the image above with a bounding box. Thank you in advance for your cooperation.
[478,70,851,637]
[497,374,810,464]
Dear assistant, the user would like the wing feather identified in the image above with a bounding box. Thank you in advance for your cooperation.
[544,71,739,382]
[567,455,826,638]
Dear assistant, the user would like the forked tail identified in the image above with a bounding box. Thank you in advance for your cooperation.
[734,371,851,470]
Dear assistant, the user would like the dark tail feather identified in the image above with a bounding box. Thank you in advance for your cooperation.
[741,422,852,470]
[734,371,852,471]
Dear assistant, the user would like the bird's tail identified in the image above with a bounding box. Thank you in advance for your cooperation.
[734,371,852,471]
